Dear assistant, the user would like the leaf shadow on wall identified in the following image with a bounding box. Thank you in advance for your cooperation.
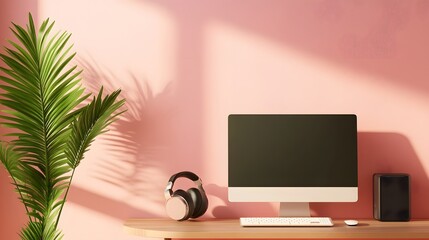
[208,132,428,219]
[64,58,178,219]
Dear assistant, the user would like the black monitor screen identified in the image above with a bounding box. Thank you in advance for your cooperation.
[228,114,358,187]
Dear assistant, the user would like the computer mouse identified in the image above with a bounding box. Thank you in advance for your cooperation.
[344,220,359,226]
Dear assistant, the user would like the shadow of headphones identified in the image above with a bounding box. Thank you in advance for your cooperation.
[164,171,209,221]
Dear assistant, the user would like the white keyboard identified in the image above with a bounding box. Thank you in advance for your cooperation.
[240,217,334,227]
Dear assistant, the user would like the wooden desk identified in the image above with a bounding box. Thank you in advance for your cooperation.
[124,218,429,239]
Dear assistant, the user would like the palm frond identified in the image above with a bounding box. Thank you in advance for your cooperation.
[0,14,82,232]
[20,221,63,240]
[0,142,22,176]
[66,87,125,169]
[0,13,125,239]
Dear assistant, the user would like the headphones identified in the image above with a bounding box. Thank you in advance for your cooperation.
[164,171,208,221]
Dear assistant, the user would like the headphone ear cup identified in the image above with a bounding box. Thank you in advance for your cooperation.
[187,188,208,218]
[166,190,194,221]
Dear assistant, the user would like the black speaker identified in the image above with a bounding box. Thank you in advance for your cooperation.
[373,173,410,221]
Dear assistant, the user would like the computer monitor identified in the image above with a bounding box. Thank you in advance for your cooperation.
[228,114,358,217]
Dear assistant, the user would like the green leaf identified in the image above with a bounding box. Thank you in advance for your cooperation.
[0,142,22,178]
[0,13,125,240]
[66,87,125,169]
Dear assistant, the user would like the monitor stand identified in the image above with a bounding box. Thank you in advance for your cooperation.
[279,202,310,217]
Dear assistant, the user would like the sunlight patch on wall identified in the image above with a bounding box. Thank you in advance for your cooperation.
[68,139,168,217]
[61,202,140,240]
[37,0,177,220]
[201,20,429,190]
[38,0,177,98]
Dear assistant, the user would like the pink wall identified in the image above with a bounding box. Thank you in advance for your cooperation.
[0,1,38,239]
[1,0,429,239]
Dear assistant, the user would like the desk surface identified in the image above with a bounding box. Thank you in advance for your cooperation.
[124,218,429,239]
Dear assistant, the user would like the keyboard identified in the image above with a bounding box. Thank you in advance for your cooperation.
[240,217,334,227]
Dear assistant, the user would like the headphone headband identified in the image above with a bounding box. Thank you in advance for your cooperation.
[169,171,200,183]
[165,171,204,200]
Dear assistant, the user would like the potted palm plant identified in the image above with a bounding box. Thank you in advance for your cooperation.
[0,14,125,239]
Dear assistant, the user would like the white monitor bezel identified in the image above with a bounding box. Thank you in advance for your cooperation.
[228,187,358,202]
